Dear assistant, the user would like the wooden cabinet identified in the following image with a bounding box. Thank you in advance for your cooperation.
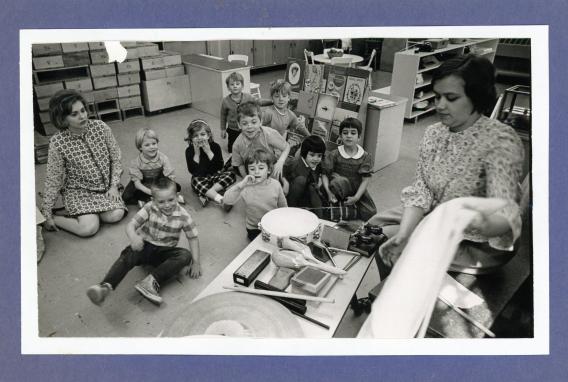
[230,40,254,66]
[162,41,207,55]
[290,40,310,60]
[251,40,272,67]
[207,40,230,59]
[390,38,499,121]
[142,74,191,112]
[272,40,292,65]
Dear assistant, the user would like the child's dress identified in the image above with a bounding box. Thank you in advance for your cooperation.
[283,156,325,215]
[323,145,377,221]
[122,151,180,205]
[185,141,236,197]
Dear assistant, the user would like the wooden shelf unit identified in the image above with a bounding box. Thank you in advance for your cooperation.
[390,38,499,122]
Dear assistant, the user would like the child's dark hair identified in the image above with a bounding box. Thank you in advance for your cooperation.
[225,72,244,87]
[185,119,213,143]
[244,148,274,174]
[237,100,261,121]
[339,117,362,136]
[300,135,326,159]
[151,177,177,194]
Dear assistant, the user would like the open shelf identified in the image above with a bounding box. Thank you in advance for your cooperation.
[413,91,435,104]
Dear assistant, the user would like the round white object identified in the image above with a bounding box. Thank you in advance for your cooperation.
[260,207,319,238]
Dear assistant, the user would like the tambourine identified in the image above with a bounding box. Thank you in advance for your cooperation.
[259,207,321,248]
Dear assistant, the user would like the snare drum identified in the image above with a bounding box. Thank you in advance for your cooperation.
[259,207,321,247]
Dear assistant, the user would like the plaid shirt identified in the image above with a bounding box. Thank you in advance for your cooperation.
[133,202,198,247]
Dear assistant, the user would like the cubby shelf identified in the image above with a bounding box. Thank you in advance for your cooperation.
[390,38,499,122]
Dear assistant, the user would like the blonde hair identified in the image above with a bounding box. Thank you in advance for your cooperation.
[135,128,159,150]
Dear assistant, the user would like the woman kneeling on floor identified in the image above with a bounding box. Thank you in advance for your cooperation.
[41,89,126,237]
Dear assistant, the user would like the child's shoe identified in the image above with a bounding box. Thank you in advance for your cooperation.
[134,274,163,305]
[199,196,208,207]
[177,194,185,204]
[86,282,112,305]
[138,200,146,209]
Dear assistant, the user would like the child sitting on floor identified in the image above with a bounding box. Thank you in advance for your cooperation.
[322,118,377,221]
[185,119,236,207]
[262,79,310,138]
[220,72,256,153]
[87,177,201,306]
[224,148,287,241]
[231,100,290,181]
[283,135,327,216]
[122,128,184,208]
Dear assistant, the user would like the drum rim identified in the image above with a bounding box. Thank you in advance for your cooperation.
[260,207,319,237]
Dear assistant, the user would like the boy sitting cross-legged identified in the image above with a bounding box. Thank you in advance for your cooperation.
[86,177,201,306]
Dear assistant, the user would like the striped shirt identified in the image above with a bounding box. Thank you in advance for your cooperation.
[133,202,198,247]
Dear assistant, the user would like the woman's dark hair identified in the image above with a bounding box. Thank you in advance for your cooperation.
[431,54,497,115]
[49,89,87,130]
[300,135,326,158]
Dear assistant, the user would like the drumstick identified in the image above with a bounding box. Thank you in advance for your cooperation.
[437,295,496,338]
[223,285,335,303]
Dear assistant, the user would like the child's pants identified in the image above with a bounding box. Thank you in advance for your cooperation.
[191,171,236,198]
[102,242,192,288]
[227,129,240,153]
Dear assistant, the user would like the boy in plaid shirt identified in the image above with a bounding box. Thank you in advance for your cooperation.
[87,178,201,306]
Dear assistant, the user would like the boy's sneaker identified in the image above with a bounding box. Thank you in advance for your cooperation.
[86,283,112,306]
[134,274,163,305]
[199,196,208,207]
[177,194,185,204]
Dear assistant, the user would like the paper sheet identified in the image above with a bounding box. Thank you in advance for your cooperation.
[438,273,484,309]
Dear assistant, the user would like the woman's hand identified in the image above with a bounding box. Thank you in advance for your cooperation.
[378,233,409,267]
[43,217,59,232]
[106,185,121,203]
[187,260,202,279]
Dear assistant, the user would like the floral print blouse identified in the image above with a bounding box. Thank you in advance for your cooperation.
[401,116,524,250]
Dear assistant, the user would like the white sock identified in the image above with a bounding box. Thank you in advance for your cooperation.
[214,194,223,203]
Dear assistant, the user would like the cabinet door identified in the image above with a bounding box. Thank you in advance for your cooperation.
[252,40,273,67]
[207,41,231,59]
[143,75,191,112]
[231,40,254,66]
[272,40,292,64]
[162,41,207,55]
[291,40,310,60]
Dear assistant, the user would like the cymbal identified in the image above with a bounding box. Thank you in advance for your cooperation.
[164,292,304,338]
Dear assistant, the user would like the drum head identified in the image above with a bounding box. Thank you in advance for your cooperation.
[261,207,319,238]
[164,292,304,338]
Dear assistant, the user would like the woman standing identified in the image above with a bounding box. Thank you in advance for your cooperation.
[41,90,126,237]
[372,55,525,275]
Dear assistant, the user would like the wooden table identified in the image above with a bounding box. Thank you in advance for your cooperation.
[193,221,375,338]
[312,53,364,65]
[182,54,251,116]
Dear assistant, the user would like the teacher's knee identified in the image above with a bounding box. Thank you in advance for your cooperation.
[76,215,100,237]
[100,208,125,223]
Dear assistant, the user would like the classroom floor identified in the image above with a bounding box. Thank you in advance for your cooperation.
[34,68,437,338]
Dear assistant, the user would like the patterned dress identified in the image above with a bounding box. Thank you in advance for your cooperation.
[42,119,125,219]
[401,116,524,250]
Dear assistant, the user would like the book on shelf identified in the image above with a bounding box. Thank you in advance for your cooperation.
[367,96,396,108]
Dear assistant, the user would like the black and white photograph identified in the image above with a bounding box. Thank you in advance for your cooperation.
[20,27,547,356]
